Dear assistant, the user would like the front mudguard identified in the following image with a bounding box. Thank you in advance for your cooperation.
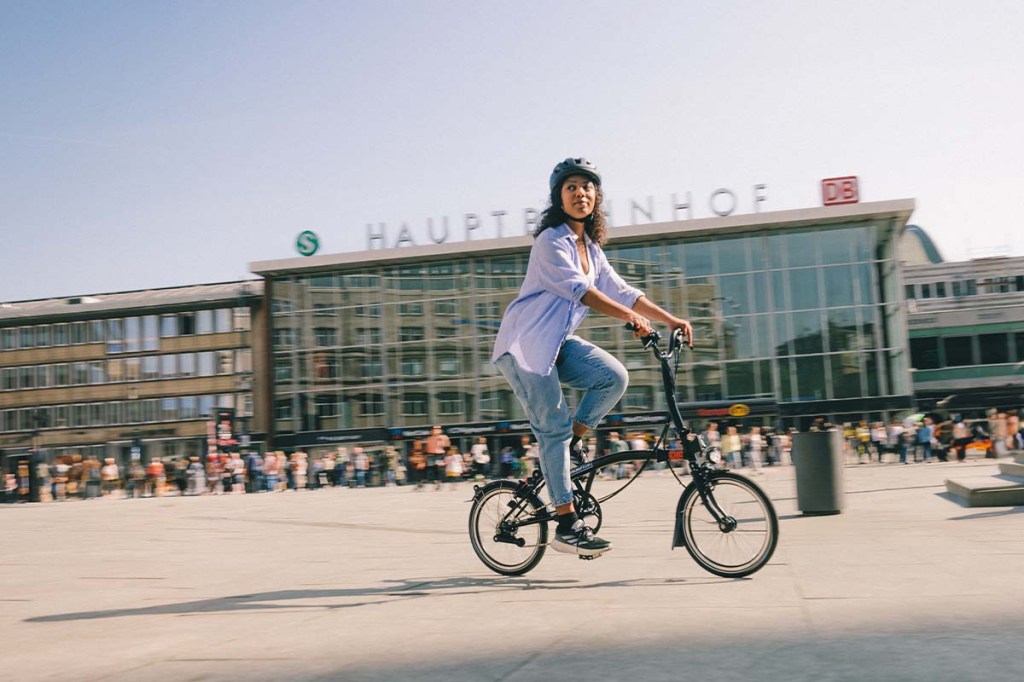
[672,471,720,549]
[672,483,691,549]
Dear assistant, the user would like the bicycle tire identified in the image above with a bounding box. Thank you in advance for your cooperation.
[469,481,548,576]
[677,471,778,578]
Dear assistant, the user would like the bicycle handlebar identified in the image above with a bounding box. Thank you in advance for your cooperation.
[623,323,688,359]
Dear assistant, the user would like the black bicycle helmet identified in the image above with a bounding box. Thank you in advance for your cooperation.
[549,157,601,193]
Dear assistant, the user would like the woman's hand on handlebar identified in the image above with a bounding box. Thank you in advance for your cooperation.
[625,313,653,338]
[669,317,694,348]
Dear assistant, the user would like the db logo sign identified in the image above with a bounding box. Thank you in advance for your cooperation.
[821,176,860,206]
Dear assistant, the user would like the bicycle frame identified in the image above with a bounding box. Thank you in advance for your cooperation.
[483,327,733,534]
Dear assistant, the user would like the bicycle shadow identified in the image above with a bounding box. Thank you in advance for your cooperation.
[25,574,728,624]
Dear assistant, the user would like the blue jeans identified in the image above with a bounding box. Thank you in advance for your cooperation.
[496,336,628,507]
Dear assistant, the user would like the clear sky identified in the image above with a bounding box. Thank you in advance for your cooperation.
[2,0,1022,302]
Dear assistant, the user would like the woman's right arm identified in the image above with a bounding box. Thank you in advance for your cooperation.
[581,288,652,336]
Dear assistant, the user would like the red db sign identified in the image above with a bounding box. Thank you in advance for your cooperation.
[822,176,860,206]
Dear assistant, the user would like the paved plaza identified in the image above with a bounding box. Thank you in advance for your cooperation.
[3,458,1023,682]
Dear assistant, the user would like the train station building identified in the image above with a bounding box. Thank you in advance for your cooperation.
[250,199,918,454]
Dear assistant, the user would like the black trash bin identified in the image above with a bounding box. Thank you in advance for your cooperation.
[792,429,844,515]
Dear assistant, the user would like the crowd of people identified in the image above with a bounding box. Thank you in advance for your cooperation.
[835,408,1022,465]
[4,410,1021,503]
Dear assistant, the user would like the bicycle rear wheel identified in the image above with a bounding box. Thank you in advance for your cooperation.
[469,482,548,576]
[678,471,778,578]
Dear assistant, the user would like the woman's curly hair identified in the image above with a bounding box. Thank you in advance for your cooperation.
[534,183,608,246]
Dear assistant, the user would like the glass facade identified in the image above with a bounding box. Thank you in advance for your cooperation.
[267,217,910,436]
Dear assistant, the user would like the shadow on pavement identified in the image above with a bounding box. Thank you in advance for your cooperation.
[25,574,728,624]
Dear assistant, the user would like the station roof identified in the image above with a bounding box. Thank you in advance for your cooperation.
[0,280,262,324]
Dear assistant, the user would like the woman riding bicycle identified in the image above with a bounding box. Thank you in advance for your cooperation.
[491,157,693,558]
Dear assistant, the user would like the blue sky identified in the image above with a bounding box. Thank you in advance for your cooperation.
[2,0,1022,301]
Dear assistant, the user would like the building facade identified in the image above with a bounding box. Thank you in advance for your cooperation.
[0,281,265,472]
[252,199,916,454]
[904,255,1024,414]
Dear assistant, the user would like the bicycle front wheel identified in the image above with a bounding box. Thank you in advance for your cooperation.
[678,471,778,578]
[469,482,548,576]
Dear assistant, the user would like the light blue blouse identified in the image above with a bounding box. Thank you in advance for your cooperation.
[491,223,645,376]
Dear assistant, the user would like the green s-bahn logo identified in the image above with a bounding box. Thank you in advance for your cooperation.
[296,230,320,257]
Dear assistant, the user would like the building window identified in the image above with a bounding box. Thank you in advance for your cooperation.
[36,325,51,347]
[180,397,198,419]
[360,394,384,415]
[2,368,15,390]
[315,394,338,417]
[401,357,424,376]
[198,352,216,376]
[154,355,173,378]
[106,319,124,353]
[314,327,338,346]
[72,362,90,385]
[934,282,947,298]
[909,337,940,370]
[434,300,457,316]
[313,351,339,381]
[197,310,214,334]
[125,317,141,352]
[20,327,35,349]
[2,328,16,350]
[274,398,293,421]
[951,281,962,297]
[402,393,428,416]
[362,360,383,377]
[143,315,159,351]
[160,315,178,337]
[217,350,234,375]
[233,307,251,331]
[356,304,381,317]
[437,355,459,375]
[179,353,196,377]
[215,309,232,333]
[622,386,653,410]
[90,361,106,384]
[920,283,931,299]
[438,392,463,415]
[399,302,424,316]
[179,312,196,335]
[273,327,295,347]
[979,333,1009,365]
[357,328,382,345]
[70,322,87,345]
[124,358,141,381]
[943,337,974,367]
[399,327,424,342]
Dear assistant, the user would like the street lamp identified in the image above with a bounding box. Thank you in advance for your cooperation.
[28,409,45,503]
[127,386,141,468]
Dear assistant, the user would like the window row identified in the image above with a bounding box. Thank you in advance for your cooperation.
[905,275,1024,300]
[909,331,1024,370]
[0,394,238,433]
[1,350,251,390]
[0,307,250,353]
